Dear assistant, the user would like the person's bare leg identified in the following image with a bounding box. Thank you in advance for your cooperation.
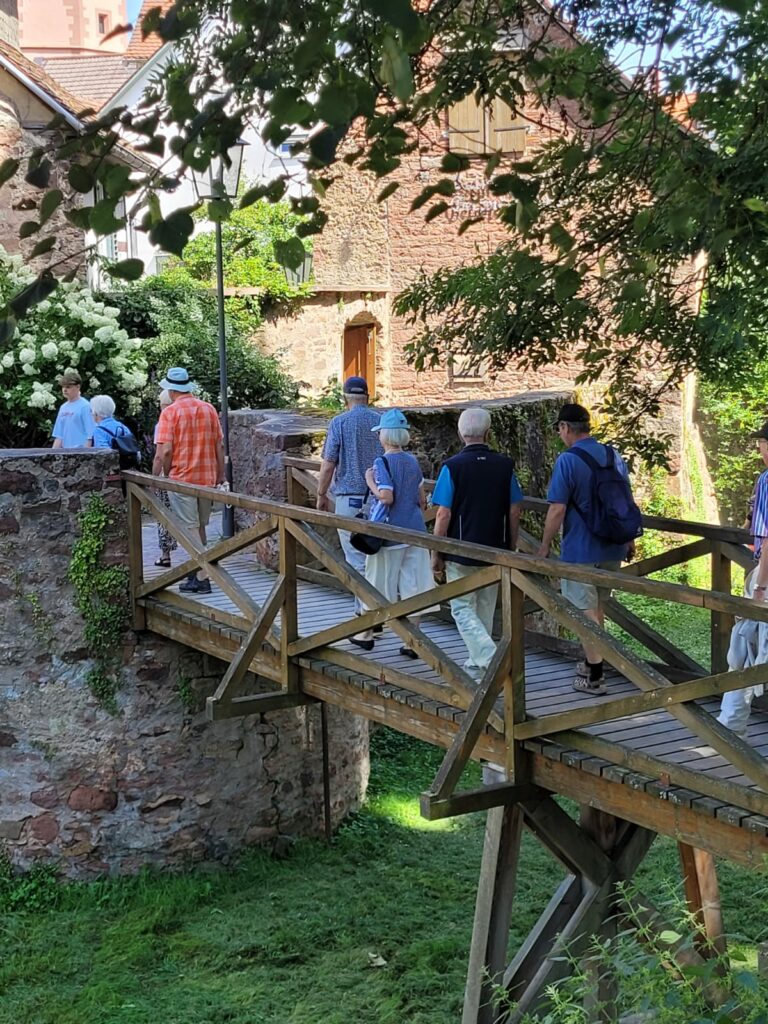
[581,606,603,665]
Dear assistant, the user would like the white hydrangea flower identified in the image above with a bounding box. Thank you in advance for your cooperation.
[27,390,48,408]
[95,363,105,372]
[22,363,35,376]
[18,346,35,363]
[36,300,51,313]
[78,336,94,352]
[21,333,34,343]
[41,342,58,359]
[1,352,14,367]
[89,376,100,389]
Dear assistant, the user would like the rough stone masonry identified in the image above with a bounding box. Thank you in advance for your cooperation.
[0,449,369,878]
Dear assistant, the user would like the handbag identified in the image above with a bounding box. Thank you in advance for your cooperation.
[350,456,391,555]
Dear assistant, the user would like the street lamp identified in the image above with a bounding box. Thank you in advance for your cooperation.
[191,140,247,539]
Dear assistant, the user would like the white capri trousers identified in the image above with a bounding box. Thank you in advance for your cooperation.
[357,544,438,638]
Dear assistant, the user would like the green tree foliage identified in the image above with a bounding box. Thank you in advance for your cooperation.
[179,197,311,298]
[1,0,767,459]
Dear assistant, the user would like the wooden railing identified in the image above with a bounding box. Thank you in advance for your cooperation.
[124,465,768,822]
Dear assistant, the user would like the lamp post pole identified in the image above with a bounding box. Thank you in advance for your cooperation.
[214,216,235,539]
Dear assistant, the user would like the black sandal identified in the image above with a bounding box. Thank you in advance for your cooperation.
[154,556,171,568]
[399,646,418,660]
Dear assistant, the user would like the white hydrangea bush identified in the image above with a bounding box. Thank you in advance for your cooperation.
[0,248,147,446]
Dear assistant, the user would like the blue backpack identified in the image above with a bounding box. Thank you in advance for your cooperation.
[568,445,642,545]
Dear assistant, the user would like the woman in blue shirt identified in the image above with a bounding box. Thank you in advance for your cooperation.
[90,394,131,449]
[351,409,437,658]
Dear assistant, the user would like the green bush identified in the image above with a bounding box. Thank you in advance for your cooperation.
[698,372,768,526]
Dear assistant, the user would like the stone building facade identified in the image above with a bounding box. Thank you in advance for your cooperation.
[0,450,369,877]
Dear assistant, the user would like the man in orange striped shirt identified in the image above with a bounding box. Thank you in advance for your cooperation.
[154,367,224,595]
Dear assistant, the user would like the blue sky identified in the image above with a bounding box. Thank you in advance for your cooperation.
[127,0,142,24]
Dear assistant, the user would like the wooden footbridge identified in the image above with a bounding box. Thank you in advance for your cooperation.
[123,461,768,1023]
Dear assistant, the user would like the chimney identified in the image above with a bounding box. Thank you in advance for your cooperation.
[0,0,19,48]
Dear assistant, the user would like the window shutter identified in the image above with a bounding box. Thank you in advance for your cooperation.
[447,95,486,155]
[489,98,527,153]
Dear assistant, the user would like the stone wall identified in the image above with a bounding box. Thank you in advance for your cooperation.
[0,450,369,877]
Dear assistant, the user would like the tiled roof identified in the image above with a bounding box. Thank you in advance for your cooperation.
[125,0,175,60]
[36,55,142,107]
[0,38,93,118]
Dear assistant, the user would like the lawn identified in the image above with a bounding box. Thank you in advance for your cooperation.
[2,724,767,1024]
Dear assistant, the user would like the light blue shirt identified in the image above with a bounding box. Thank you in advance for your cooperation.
[752,469,768,559]
[547,437,630,563]
[372,452,426,544]
[52,396,94,448]
[322,405,383,495]
[432,464,523,508]
[93,417,130,449]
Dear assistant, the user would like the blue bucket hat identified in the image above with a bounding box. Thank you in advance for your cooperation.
[372,409,409,432]
[160,367,196,393]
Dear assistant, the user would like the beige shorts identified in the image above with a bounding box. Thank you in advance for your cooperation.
[168,491,212,530]
[561,560,620,611]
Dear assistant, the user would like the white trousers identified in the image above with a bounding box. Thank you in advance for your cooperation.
[334,494,367,614]
[447,561,499,679]
[357,545,437,640]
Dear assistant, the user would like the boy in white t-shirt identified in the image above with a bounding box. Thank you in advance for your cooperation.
[52,369,94,448]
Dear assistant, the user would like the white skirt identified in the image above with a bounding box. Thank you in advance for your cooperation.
[365,544,440,615]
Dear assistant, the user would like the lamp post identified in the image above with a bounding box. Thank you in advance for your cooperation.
[191,140,246,539]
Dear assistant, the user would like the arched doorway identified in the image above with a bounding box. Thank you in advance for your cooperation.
[343,321,376,396]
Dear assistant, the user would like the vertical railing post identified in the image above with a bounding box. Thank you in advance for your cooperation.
[279,517,300,693]
[286,464,296,506]
[710,542,732,674]
[126,483,146,631]
[501,567,527,782]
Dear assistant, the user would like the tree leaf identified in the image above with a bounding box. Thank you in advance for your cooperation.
[274,236,307,271]
[8,271,58,318]
[25,157,51,189]
[380,33,413,102]
[553,268,581,302]
[148,209,195,256]
[621,279,646,301]
[106,258,144,281]
[0,157,19,188]
[68,164,94,193]
[28,236,57,259]
[90,197,125,235]
[240,184,269,209]
[19,221,40,239]
[549,222,575,253]
[39,188,64,226]
[65,207,92,230]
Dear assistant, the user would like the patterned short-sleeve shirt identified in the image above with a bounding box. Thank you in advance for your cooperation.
[155,395,223,486]
[322,404,382,495]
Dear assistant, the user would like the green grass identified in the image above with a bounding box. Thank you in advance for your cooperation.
[1,727,767,1024]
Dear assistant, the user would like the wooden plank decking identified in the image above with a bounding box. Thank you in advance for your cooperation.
[139,521,768,863]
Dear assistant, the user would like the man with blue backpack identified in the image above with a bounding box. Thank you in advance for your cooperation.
[538,403,642,695]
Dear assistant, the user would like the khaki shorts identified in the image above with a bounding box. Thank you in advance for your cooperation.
[561,560,620,611]
[168,491,212,530]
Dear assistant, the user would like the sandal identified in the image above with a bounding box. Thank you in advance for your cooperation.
[154,556,171,568]
[572,660,606,695]
[399,646,418,660]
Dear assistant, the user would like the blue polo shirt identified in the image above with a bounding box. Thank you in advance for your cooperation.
[548,437,630,563]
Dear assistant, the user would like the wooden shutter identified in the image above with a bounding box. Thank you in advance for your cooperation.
[446,94,486,155]
[489,98,527,154]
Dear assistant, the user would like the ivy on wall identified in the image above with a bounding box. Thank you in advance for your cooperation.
[68,495,129,714]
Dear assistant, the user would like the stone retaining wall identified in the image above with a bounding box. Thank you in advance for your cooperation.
[0,450,369,877]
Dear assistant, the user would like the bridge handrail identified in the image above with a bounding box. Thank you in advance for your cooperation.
[282,456,751,546]
[122,470,761,622]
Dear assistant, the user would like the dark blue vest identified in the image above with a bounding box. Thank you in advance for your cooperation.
[444,445,516,565]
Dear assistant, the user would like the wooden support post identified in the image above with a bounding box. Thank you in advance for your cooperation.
[677,843,728,966]
[126,485,146,630]
[279,518,300,693]
[502,569,527,782]
[463,779,525,1024]
[581,808,620,1024]
[711,543,732,675]
[286,466,297,506]
[321,702,332,844]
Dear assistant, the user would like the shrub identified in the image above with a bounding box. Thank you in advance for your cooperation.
[0,248,146,448]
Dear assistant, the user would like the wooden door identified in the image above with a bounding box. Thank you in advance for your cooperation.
[343,323,376,396]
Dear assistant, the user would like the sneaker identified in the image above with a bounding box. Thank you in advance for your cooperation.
[349,636,374,652]
[179,577,212,595]
[573,660,606,695]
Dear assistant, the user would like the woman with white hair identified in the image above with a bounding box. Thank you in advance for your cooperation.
[151,389,178,568]
[351,409,436,658]
[90,394,132,449]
